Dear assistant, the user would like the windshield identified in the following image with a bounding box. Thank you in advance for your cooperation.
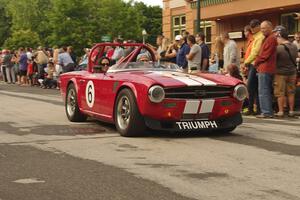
[109,61,182,72]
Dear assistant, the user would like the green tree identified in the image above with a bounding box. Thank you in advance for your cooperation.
[4,29,41,49]
[133,2,162,45]
[0,1,11,47]
[1,0,162,52]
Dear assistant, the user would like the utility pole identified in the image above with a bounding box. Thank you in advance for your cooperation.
[196,0,201,33]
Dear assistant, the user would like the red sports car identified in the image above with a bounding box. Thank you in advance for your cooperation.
[60,43,247,136]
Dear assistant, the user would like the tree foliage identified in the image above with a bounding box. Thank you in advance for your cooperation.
[0,0,162,51]
[4,29,41,49]
[0,2,11,46]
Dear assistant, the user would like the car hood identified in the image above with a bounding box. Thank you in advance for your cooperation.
[131,70,242,88]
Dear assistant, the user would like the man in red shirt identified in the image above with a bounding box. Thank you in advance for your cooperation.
[254,21,277,118]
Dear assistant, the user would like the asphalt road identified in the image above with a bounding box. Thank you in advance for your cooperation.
[0,83,299,200]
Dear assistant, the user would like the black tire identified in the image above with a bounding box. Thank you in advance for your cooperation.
[114,88,146,137]
[65,83,87,122]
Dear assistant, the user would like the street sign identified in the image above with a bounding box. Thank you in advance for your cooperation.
[101,35,112,42]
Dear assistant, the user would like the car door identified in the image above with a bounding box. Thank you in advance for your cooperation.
[96,72,117,118]
[79,72,104,114]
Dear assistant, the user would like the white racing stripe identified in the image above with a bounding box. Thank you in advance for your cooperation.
[172,76,202,86]
[183,100,200,114]
[199,100,215,113]
[152,71,202,86]
[189,75,217,86]
[152,71,216,86]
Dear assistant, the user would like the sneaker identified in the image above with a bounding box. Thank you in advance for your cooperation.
[274,112,284,118]
[288,111,296,118]
[243,110,255,116]
[256,114,273,119]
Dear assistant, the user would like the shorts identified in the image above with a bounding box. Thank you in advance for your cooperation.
[20,70,27,76]
[274,74,297,97]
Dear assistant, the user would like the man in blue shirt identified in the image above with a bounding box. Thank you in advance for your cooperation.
[196,32,210,71]
[176,35,190,72]
[58,46,75,73]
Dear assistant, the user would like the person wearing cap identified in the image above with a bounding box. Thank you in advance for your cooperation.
[273,25,298,117]
[254,21,277,118]
[175,34,190,72]
[243,19,265,115]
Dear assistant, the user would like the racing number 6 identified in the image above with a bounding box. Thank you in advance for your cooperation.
[85,80,95,108]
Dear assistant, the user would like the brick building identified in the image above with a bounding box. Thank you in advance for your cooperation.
[163,0,300,52]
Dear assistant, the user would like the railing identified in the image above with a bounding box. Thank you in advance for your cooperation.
[190,0,235,9]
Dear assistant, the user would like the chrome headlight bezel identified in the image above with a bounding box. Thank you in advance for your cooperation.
[233,84,248,101]
[148,85,165,103]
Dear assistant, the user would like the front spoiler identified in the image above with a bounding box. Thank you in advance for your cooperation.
[144,113,242,132]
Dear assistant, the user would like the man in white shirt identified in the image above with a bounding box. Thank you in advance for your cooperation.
[112,38,124,63]
[221,32,240,72]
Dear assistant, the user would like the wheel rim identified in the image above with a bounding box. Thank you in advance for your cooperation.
[117,96,131,130]
[67,88,76,117]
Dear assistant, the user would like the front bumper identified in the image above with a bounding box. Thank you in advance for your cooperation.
[144,113,242,132]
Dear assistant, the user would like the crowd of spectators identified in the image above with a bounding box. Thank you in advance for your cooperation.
[1,21,300,118]
[0,45,89,89]
[150,20,300,118]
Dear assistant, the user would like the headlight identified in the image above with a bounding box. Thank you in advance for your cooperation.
[233,84,248,101]
[148,85,165,103]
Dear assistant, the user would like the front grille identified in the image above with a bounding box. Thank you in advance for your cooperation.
[164,86,232,99]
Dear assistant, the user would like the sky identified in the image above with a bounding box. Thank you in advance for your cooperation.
[133,0,163,7]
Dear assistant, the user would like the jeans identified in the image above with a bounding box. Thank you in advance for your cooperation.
[247,65,260,113]
[258,73,274,116]
[5,67,16,83]
[1,65,7,82]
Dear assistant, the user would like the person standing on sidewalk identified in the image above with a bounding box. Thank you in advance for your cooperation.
[186,35,202,74]
[273,26,298,117]
[18,48,28,86]
[196,32,210,71]
[176,35,190,73]
[3,50,15,84]
[221,32,240,73]
[33,46,48,79]
[243,19,265,115]
[254,21,277,118]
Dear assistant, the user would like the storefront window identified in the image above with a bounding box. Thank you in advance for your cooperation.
[281,13,299,35]
[172,15,186,39]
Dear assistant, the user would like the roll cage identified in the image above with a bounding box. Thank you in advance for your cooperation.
[88,43,157,73]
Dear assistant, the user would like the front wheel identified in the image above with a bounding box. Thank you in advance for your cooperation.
[114,89,146,137]
[65,83,87,122]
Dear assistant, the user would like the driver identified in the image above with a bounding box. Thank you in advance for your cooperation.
[94,57,111,73]
[137,53,150,62]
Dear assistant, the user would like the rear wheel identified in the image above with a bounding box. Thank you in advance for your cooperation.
[65,83,87,122]
[114,88,146,137]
